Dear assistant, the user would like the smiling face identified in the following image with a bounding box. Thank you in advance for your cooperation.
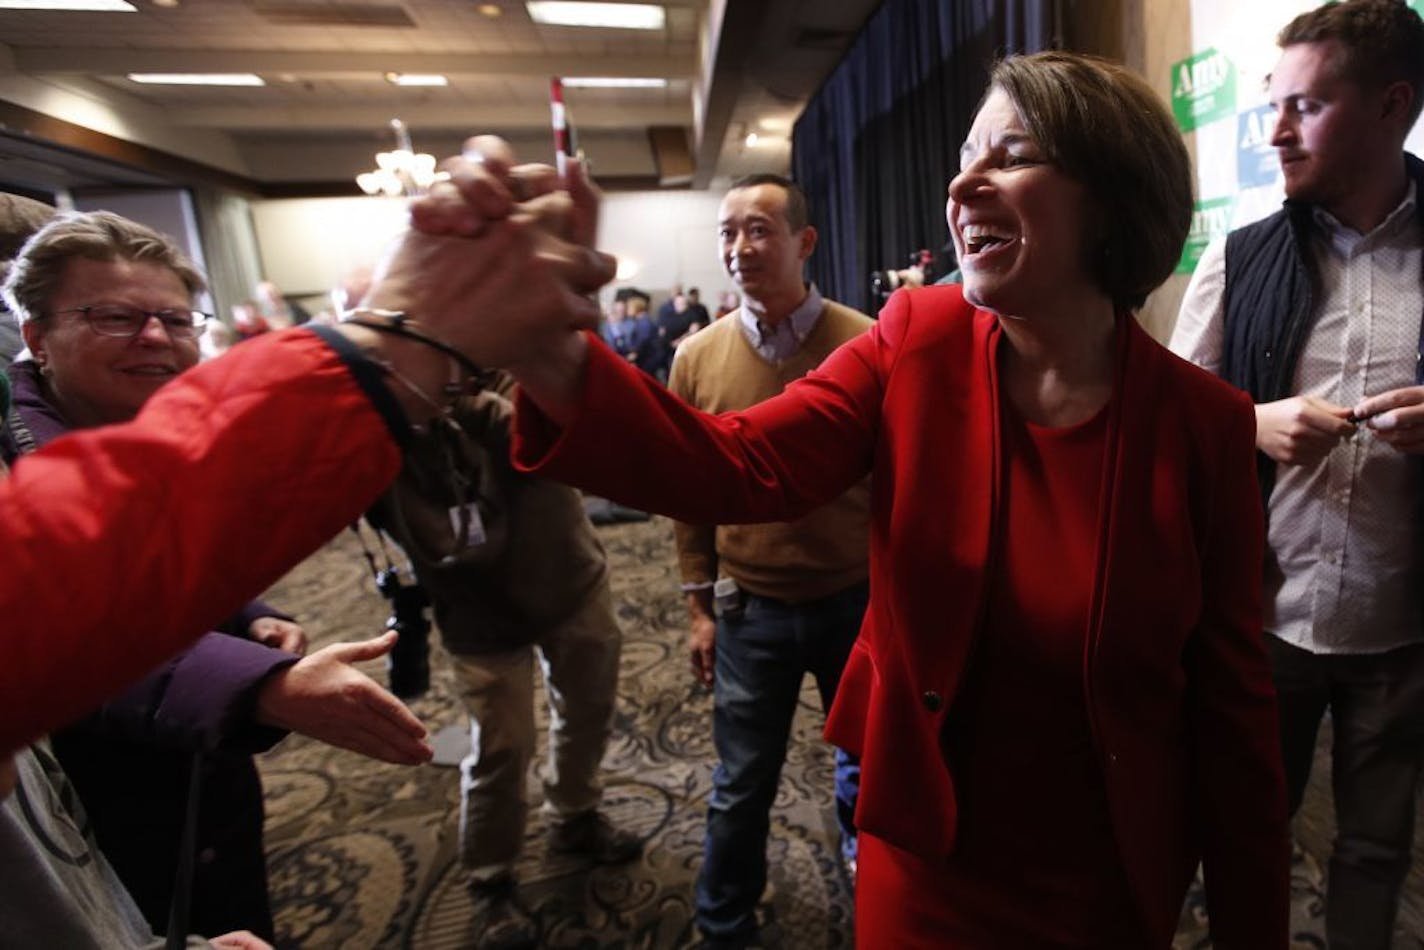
[947,87,1098,317]
[717,183,816,309]
[23,256,200,427]
[1268,40,1399,222]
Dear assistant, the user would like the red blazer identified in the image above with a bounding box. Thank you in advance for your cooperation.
[515,285,1289,947]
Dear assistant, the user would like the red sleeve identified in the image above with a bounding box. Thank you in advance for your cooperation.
[512,325,892,525]
[0,329,402,754]
[1190,389,1291,947]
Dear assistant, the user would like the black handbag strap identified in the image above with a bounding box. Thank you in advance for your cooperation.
[165,749,203,949]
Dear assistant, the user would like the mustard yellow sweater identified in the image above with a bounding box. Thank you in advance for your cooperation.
[668,301,873,602]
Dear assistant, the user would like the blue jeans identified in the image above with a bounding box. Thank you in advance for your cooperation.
[694,581,867,943]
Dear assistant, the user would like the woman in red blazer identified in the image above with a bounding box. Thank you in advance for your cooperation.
[441,52,1289,949]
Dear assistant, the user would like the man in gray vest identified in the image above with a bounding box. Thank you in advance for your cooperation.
[1171,3,1424,946]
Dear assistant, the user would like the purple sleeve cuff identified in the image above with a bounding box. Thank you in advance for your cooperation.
[151,633,297,752]
[221,599,295,636]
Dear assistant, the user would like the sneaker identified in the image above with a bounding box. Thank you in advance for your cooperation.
[467,875,536,950]
[548,810,644,864]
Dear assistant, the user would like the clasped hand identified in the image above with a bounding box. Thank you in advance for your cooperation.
[367,135,613,369]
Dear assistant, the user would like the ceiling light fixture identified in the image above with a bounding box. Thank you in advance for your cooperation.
[128,73,265,86]
[476,2,502,15]
[562,76,667,89]
[526,2,664,30]
[384,72,448,86]
[150,0,179,7]
[356,118,441,198]
[0,0,136,8]
[744,132,759,148]
[615,255,641,281]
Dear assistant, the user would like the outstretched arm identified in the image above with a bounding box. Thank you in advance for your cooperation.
[255,630,432,766]
[0,331,401,756]
[0,171,612,755]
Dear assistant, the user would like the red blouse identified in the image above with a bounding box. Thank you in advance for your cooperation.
[858,400,1146,946]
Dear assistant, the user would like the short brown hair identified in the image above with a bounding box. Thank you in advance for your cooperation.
[1,210,206,323]
[990,51,1193,311]
[0,193,57,287]
[1278,0,1424,126]
[727,173,810,232]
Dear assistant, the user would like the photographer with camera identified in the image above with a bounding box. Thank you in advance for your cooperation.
[869,248,940,310]
[363,370,640,950]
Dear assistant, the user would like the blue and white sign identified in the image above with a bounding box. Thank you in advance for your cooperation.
[1237,104,1280,190]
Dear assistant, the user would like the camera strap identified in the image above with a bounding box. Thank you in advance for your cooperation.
[350,519,398,585]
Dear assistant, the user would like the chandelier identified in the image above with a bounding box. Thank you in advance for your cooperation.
[356,118,439,197]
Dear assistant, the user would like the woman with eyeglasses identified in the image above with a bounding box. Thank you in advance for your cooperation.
[0,210,427,943]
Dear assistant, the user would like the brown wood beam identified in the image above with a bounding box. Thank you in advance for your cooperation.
[0,100,264,196]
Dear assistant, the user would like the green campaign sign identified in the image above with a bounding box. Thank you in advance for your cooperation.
[1177,196,1234,274]
[1171,48,1237,132]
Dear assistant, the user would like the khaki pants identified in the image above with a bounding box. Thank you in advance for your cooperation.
[452,582,622,883]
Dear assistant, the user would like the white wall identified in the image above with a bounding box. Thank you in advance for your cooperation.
[247,188,740,311]
[250,195,409,298]
[597,189,733,308]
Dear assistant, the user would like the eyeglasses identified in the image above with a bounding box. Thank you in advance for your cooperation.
[48,305,210,340]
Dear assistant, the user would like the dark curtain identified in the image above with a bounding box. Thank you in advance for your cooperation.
[792,0,1057,314]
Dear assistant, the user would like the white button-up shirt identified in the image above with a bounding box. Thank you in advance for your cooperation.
[1171,184,1424,655]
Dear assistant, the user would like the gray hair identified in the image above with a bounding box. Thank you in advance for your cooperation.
[1,210,206,323]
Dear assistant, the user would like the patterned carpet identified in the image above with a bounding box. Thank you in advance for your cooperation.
[255,514,1412,949]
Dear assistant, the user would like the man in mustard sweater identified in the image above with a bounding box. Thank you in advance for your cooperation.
[671,175,872,949]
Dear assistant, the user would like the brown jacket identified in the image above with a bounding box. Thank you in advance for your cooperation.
[368,382,608,654]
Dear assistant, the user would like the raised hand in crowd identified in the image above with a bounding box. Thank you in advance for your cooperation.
[414,134,599,247]
[360,138,611,373]
[405,136,607,420]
